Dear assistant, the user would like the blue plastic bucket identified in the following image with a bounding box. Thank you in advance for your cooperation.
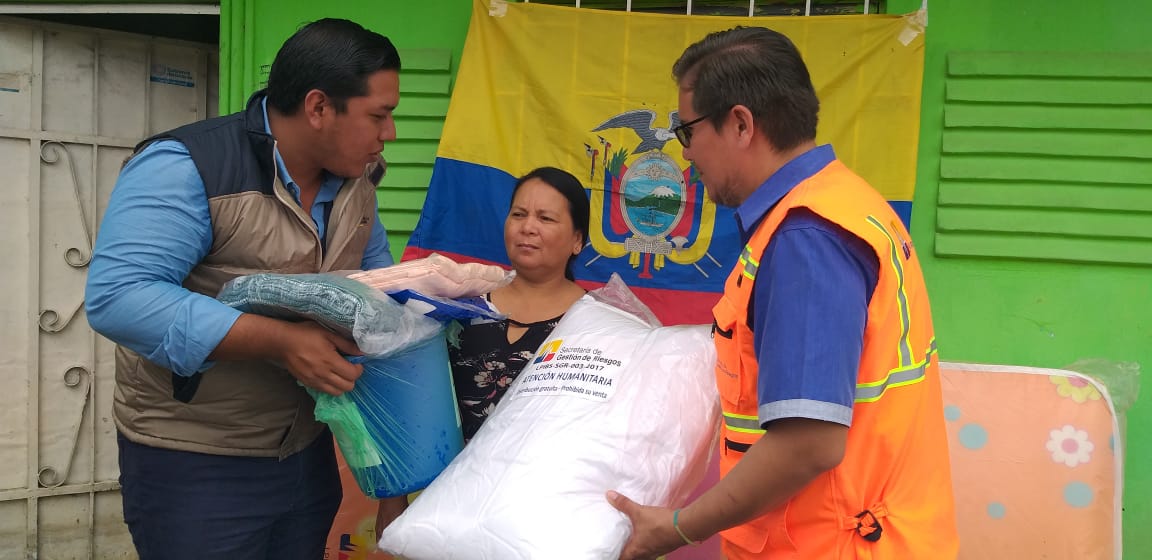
[344,331,464,498]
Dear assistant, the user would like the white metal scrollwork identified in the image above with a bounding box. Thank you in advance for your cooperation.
[37,366,93,488]
[37,140,93,334]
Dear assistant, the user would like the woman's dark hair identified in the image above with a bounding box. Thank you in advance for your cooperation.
[511,167,591,281]
[266,18,401,115]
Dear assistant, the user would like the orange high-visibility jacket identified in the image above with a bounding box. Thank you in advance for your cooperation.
[711,159,958,559]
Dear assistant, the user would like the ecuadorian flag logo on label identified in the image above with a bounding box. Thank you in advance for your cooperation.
[534,339,563,364]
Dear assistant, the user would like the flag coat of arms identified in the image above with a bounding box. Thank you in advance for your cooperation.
[404,0,925,325]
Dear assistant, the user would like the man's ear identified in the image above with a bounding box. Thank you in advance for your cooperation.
[302,89,329,129]
[730,105,756,148]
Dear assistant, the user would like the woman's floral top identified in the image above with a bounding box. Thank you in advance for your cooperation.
[449,301,562,442]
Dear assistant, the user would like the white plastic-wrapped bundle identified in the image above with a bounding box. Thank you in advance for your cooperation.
[379,277,720,560]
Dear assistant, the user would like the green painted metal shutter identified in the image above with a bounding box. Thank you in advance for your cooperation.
[935,51,1152,266]
[381,48,451,262]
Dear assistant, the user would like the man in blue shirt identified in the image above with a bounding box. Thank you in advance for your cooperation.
[607,25,955,560]
[85,19,400,560]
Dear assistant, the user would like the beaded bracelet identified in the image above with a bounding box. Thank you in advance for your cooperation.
[672,509,701,546]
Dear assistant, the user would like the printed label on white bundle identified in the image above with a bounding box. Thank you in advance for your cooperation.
[511,338,624,402]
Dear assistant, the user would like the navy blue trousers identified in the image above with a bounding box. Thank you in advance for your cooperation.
[118,431,342,560]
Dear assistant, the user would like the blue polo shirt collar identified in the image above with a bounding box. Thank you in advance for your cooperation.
[735,144,836,239]
[260,98,343,207]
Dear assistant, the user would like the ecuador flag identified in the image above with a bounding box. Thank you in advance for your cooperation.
[404,0,925,325]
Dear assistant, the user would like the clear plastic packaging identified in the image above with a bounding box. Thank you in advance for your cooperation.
[379,274,721,559]
[1062,358,1141,439]
[316,332,463,498]
[218,272,499,498]
[217,273,442,355]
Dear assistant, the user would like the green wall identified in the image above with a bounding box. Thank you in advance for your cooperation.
[218,0,1149,553]
[890,0,1151,555]
[219,0,470,110]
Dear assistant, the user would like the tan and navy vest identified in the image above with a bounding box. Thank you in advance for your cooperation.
[112,92,382,459]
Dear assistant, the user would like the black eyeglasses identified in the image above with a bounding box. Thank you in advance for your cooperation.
[671,114,710,148]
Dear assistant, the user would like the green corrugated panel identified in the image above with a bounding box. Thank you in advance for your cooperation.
[938,207,1152,240]
[378,165,434,190]
[401,74,452,95]
[380,48,452,262]
[395,118,445,141]
[401,48,452,72]
[378,189,428,210]
[936,51,1152,266]
[946,78,1152,105]
[936,233,1152,266]
[384,140,440,165]
[945,104,1152,131]
[378,210,422,231]
[941,155,1152,186]
[948,51,1152,78]
[942,129,1152,159]
[397,96,451,118]
[939,181,1152,213]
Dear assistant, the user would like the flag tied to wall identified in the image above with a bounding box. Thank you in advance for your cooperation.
[404,0,925,325]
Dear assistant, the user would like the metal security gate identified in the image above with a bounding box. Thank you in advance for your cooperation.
[0,15,217,559]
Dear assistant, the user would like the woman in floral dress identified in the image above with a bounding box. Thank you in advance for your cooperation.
[451,166,590,441]
[377,166,590,532]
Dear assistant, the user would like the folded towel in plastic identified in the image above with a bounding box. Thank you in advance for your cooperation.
[348,253,512,298]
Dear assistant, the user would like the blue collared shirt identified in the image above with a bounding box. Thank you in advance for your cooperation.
[85,104,393,377]
[736,145,879,428]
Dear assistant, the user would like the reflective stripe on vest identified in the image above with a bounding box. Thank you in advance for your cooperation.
[865,216,914,368]
[723,412,766,434]
[855,339,938,403]
[738,245,760,281]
